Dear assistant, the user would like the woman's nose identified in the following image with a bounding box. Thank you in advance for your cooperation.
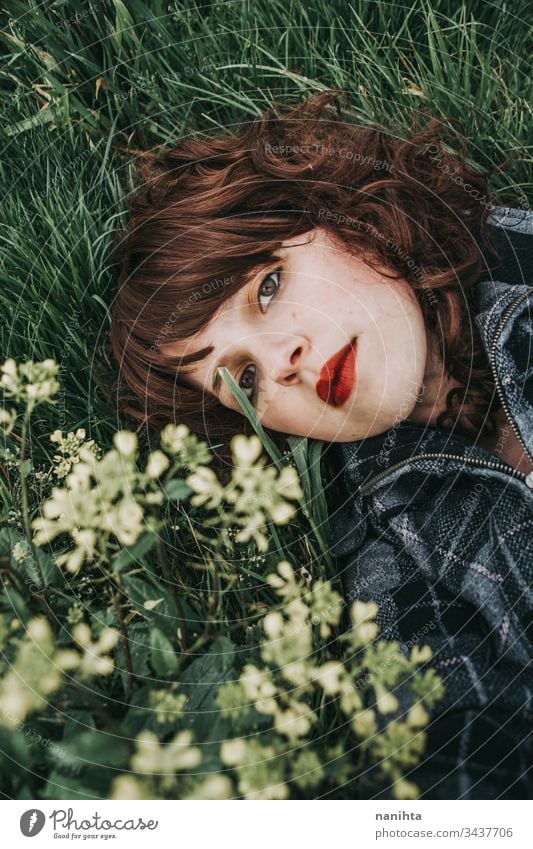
[269,337,308,383]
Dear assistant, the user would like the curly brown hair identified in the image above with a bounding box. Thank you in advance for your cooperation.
[108,89,510,476]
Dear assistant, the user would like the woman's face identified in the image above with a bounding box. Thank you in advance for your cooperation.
[166,228,429,442]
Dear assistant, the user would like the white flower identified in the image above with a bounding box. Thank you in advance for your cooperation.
[314,660,345,695]
[231,434,263,467]
[220,738,247,766]
[131,729,201,774]
[113,430,138,457]
[160,423,190,454]
[268,500,296,524]
[187,467,223,509]
[145,450,169,479]
[276,465,303,500]
[0,358,19,394]
[350,600,379,626]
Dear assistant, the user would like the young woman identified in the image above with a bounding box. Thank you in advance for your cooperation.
[109,91,533,799]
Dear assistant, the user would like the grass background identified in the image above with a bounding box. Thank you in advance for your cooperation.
[0,0,531,460]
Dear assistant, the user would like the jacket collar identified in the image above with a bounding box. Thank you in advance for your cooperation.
[473,278,529,355]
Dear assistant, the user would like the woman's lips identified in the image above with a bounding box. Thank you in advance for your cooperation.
[315,338,357,407]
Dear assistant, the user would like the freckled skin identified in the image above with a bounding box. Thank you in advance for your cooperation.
[164,227,443,442]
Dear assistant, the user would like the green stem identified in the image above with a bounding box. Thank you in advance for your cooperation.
[113,589,134,703]
[19,409,46,590]
[156,533,189,653]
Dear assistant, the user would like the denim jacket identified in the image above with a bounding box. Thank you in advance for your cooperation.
[325,207,533,799]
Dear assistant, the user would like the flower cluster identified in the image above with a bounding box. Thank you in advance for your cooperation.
[212,561,443,799]
[1,358,59,412]
[50,428,102,479]
[110,728,208,799]
[187,435,303,552]
[160,422,212,470]
[30,430,172,573]
[0,618,118,728]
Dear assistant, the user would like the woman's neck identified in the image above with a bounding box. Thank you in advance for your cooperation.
[407,339,462,429]
[407,338,533,476]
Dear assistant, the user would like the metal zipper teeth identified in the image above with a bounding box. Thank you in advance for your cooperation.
[489,288,533,465]
[359,450,528,494]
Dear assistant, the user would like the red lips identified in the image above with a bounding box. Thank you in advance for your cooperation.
[315,338,357,407]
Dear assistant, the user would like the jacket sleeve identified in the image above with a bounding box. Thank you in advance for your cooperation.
[332,466,533,799]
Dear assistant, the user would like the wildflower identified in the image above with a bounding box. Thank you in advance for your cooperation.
[0,617,78,728]
[406,703,430,728]
[130,729,201,789]
[110,775,153,800]
[314,660,345,695]
[67,603,84,625]
[266,560,301,602]
[0,406,17,435]
[160,423,212,470]
[1,358,59,408]
[216,682,249,718]
[57,528,97,574]
[186,774,233,800]
[240,664,277,714]
[71,623,119,677]
[11,540,29,564]
[308,579,344,638]
[101,499,144,547]
[220,738,248,767]
[393,778,420,800]
[50,428,101,480]
[148,689,187,724]
[350,600,379,626]
[186,466,224,509]
[113,430,138,458]
[231,434,263,467]
[290,749,324,790]
[145,450,170,479]
[374,682,400,714]
[352,708,378,737]
[273,698,316,741]
[410,644,433,665]
[159,423,190,454]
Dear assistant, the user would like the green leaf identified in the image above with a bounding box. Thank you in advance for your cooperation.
[162,479,192,501]
[19,459,33,479]
[59,729,130,770]
[1,588,29,622]
[0,527,25,557]
[42,771,106,801]
[180,636,236,715]
[113,532,156,571]
[218,367,285,470]
[149,626,179,677]
[0,727,30,775]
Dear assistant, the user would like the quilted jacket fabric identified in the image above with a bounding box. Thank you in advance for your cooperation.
[325,206,533,799]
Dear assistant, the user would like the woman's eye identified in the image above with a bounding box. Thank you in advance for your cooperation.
[257,269,281,314]
[238,269,281,404]
[239,364,257,401]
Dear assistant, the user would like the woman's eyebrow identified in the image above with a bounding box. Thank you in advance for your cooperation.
[211,364,224,397]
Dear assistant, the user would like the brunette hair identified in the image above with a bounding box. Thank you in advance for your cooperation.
[108,89,509,476]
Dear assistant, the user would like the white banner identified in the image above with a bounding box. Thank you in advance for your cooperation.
[1,800,530,848]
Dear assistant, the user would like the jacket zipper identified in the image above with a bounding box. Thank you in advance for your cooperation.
[488,288,533,466]
[359,450,529,494]
[360,289,533,494]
